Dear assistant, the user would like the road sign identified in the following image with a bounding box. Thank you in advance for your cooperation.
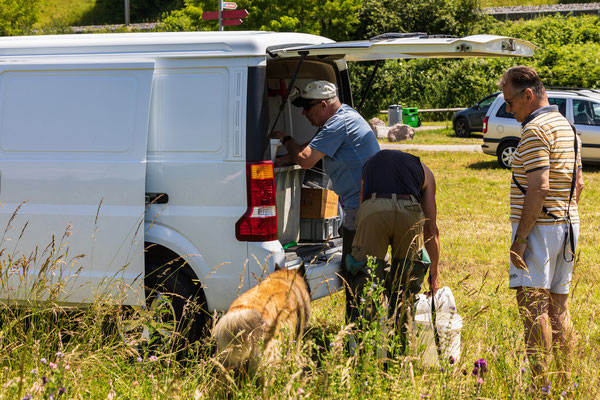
[222,19,243,26]
[222,2,237,9]
[202,10,248,20]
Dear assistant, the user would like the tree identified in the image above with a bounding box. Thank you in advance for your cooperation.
[0,0,38,36]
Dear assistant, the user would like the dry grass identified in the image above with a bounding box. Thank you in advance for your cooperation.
[1,151,599,399]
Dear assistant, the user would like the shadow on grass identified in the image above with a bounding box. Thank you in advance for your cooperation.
[467,160,505,170]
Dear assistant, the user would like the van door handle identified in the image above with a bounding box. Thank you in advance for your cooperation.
[145,193,169,205]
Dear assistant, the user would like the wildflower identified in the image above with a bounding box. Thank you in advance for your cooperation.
[149,355,157,362]
[55,351,63,358]
[297,388,305,395]
[64,364,70,371]
[40,358,47,364]
[49,362,58,370]
[448,356,455,365]
[439,367,445,373]
[42,376,49,385]
[132,381,139,387]
[360,297,365,304]
[58,387,66,395]
[136,356,143,363]
[472,358,488,377]
[49,394,54,400]
[561,391,567,397]
[23,395,32,400]
[30,369,37,374]
[541,381,551,395]
[477,377,484,384]
[520,367,526,373]
[573,382,579,389]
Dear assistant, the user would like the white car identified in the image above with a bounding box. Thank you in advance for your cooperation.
[482,89,600,168]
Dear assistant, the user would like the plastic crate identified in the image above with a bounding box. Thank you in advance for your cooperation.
[299,216,341,241]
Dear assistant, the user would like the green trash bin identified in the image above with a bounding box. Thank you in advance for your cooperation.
[402,107,419,128]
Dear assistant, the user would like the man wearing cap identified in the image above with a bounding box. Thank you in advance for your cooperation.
[271,79,379,308]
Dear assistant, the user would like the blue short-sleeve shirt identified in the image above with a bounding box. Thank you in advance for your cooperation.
[308,104,380,210]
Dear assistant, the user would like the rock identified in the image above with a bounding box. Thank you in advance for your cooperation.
[387,124,415,142]
[373,125,390,139]
[368,117,385,132]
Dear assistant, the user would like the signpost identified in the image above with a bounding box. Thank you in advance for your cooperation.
[202,3,248,30]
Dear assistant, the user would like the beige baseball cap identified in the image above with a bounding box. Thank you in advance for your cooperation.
[291,80,337,107]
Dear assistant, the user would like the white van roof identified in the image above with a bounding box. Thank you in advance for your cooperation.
[0,31,334,59]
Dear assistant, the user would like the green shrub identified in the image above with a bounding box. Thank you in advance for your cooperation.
[0,0,38,36]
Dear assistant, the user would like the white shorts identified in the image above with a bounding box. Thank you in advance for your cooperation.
[508,222,579,294]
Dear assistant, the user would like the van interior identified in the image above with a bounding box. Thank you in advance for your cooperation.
[264,57,347,264]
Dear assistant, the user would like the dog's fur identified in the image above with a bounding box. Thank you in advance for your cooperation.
[213,264,311,379]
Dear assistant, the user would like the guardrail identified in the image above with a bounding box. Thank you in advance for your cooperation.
[379,107,465,114]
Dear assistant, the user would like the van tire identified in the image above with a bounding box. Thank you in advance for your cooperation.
[144,247,210,347]
[497,141,518,169]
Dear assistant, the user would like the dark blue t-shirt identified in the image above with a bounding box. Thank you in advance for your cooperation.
[362,150,425,202]
[308,104,380,210]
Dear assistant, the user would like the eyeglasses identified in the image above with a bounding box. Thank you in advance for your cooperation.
[302,101,321,111]
[505,88,526,108]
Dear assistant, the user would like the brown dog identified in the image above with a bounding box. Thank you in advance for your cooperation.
[213,263,311,379]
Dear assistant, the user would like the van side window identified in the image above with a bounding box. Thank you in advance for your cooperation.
[573,99,600,126]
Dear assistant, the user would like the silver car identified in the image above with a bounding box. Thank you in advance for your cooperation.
[482,89,600,168]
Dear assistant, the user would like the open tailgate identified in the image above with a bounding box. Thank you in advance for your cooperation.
[270,34,537,61]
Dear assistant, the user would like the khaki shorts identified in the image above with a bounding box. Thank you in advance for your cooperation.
[508,222,579,294]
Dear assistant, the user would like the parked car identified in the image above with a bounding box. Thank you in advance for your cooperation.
[482,89,600,168]
[452,92,499,137]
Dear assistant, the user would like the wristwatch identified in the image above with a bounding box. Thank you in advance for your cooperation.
[281,135,293,145]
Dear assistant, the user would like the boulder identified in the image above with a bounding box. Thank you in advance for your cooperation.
[368,117,385,132]
[373,125,390,139]
[387,124,415,142]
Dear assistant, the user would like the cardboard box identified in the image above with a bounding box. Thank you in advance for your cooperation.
[300,188,339,219]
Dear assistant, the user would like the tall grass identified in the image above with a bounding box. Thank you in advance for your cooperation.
[1,151,599,399]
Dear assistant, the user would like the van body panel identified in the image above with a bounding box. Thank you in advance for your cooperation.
[0,61,153,304]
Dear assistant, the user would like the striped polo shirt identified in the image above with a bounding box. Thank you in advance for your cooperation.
[510,106,581,224]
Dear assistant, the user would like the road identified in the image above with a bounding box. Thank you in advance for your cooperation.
[380,143,482,152]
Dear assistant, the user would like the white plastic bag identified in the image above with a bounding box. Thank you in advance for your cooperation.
[412,286,462,367]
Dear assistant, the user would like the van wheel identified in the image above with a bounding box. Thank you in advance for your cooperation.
[454,118,471,137]
[143,251,210,347]
[497,141,518,169]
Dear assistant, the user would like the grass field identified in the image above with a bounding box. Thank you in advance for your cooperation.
[2,151,599,399]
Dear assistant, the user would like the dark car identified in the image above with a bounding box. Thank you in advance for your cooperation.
[452,92,499,137]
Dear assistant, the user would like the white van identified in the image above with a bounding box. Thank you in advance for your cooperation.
[0,32,535,337]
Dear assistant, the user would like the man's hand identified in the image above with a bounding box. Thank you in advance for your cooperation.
[271,130,286,142]
[510,240,528,270]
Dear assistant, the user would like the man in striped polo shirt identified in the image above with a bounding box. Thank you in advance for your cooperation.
[498,66,584,384]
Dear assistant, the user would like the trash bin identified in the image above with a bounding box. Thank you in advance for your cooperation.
[402,107,419,128]
[388,104,402,126]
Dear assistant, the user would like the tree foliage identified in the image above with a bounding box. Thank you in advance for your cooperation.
[0,0,38,36]
[353,0,482,40]
[352,14,600,119]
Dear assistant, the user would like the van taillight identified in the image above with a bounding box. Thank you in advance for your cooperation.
[235,161,278,242]
[483,116,489,134]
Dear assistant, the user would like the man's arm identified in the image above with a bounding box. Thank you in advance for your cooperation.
[421,163,440,295]
[271,130,324,169]
[510,168,549,270]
